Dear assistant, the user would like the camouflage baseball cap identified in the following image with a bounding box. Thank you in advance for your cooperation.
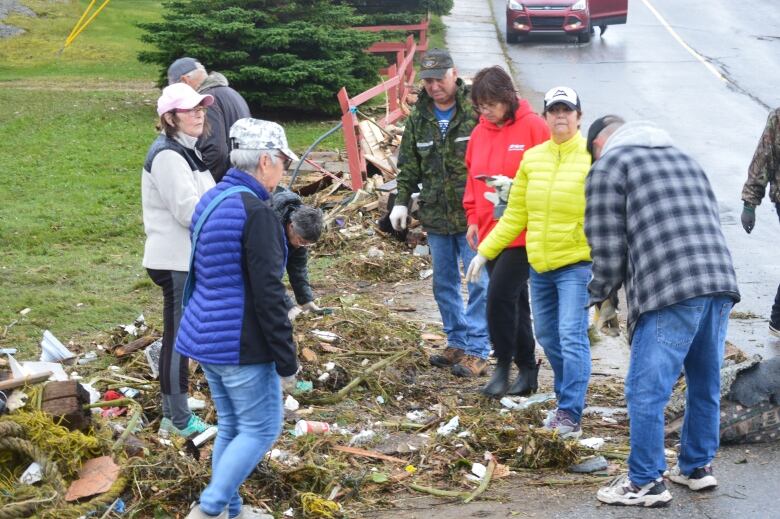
[419,48,454,80]
[229,118,299,161]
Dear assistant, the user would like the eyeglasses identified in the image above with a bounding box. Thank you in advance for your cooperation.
[474,101,501,113]
[175,106,207,115]
[278,153,293,171]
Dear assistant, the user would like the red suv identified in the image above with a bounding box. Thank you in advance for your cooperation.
[506,0,628,43]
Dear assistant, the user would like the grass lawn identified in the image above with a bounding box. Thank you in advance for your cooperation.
[0,1,442,358]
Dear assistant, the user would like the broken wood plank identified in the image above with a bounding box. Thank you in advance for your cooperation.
[114,335,157,357]
[331,445,406,464]
[0,371,52,391]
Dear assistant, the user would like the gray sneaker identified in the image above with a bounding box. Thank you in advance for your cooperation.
[597,474,672,507]
[186,504,227,519]
[666,464,718,491]
[232,505,274,519]
[544,409,582,439]
[769,321,780,338]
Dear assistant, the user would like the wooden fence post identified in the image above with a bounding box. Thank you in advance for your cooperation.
[338,87,365,191]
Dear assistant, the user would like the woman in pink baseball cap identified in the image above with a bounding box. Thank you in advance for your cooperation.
[141,83,216,439]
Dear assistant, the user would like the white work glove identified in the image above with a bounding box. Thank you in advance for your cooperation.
[288,305,303,322]
[596,298,620,337]
[389,205,409,231]
[281,375,297,393]
[301,301,321,312]
[483,175,513,219]
[465,253,488,284]
[485,175,513,201]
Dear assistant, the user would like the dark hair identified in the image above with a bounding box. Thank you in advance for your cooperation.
[156,109,211,139]
[586,114,625,159]
[290,205,324,243]
[471,66,519,124]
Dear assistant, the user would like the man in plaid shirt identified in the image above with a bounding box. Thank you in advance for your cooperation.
[584,116,741,508]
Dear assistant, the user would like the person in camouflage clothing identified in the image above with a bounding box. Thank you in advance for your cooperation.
[740,107,780,337]
[389,49,490,378]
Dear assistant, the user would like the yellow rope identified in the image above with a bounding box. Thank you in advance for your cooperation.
[62,0,112,50]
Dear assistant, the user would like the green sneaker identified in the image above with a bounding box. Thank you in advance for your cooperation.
[159,415,214,439]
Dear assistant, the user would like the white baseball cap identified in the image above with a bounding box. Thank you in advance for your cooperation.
[543,86,581,112]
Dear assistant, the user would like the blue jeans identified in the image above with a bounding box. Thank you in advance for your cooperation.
[530,263,591,422]
[427,232,489,358]
[199,362,282,518]
[626,295,733,486]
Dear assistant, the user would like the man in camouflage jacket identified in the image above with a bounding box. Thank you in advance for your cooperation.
[389,49,489,378]
[740,107,780,336]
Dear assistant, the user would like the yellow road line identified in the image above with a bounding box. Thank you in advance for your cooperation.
[640,0,727,83]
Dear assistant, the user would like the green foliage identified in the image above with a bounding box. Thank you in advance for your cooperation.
[344,0,453,25]
[138,0,384,116]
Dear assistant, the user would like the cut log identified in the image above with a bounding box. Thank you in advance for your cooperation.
[42,380,91,431]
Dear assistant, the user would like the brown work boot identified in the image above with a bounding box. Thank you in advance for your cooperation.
[429,346,465,368]
[451,355,489,378]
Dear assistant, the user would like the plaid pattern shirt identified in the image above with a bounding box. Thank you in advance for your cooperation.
[585,131,740,339]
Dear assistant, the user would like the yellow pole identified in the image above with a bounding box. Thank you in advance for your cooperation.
[65,0,97,44]
[63,0,112,49]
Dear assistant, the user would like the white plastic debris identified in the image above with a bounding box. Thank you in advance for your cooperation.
[6,390,28,412]
[188,397,205,410]
[19,462,42,485]
[323,362,336,371]
[579,437,605,450]
[40,330,75,362]
[19,308,31,316]
[500,396,521,410]
[77,351,98,365]
[317,372,330,382]
[471,462,487,479]
[144,339,163,379]
[361,358,370,366]
[190,427,218,447]
[436,415,460,436]
[311,330,340,343]
[405,410,425,422]
[285,395,300,412]
[120,387,141,399]
[349,430,376,446]
[457,431,471,438]
[10,355,69,382]
[419,268,434,280]
[375,395,385,405]
[367,246,385,258]
[283,508,294,517]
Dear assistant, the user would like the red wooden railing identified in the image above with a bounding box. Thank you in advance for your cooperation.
[339,27,426,190]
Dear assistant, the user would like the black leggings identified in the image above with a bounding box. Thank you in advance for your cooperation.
[485,247,536,368]
[147,268,189,396]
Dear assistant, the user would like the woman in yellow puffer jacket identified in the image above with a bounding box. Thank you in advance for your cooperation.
[466,86,592,439]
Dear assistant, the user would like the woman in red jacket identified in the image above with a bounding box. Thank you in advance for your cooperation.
[463,66,550,398]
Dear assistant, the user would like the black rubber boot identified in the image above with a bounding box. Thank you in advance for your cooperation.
[507,359,540,396]
[480,360,512,398]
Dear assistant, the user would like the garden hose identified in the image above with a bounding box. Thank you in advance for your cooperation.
[287,121,344,189]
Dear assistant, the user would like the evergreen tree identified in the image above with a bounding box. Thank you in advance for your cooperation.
[139,0,382,116]
[345,0,453,25]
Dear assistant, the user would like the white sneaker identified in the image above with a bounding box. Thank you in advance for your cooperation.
[665,464,718,491]
[597,474,672,507]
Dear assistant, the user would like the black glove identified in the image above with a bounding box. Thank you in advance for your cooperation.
[741,205,755,234]
[775,203,780,225]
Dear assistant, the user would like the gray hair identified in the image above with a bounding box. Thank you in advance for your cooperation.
[230,149,277,173]
[290,205,324,243]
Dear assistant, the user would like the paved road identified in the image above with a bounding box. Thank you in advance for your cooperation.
[381,1,780,517]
